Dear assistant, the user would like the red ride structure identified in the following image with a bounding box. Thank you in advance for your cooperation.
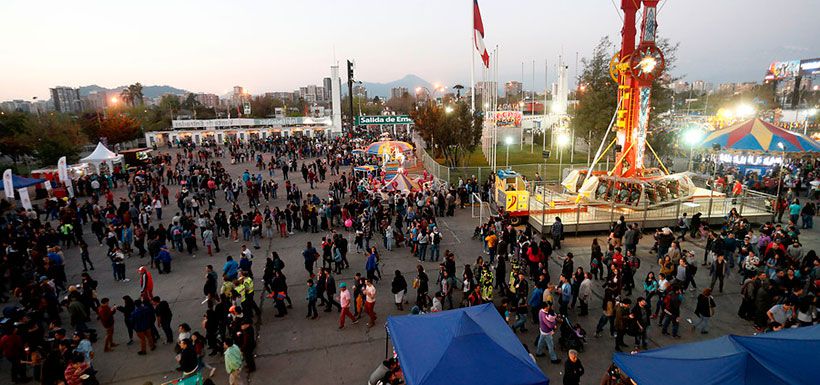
[611,0,665,178]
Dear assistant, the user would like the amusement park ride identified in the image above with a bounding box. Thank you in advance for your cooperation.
[565,0,696,209]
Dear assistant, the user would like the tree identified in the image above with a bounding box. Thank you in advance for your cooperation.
[0,111,33,164]
[26,114,85,165]
[250,95,281,118]
[181,93,201,111]
[411,101,482,167]
[385,92,416,114]
[572,36,679,161]
[120,83,144,107]
[99,114,141,144]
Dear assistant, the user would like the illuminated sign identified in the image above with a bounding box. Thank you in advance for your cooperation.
[355,115,413,125]
[765,60,800,80]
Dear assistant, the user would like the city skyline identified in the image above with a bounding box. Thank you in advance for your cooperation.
[1,0,818,101]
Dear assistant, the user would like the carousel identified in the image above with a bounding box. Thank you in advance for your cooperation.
[363,140,414,168]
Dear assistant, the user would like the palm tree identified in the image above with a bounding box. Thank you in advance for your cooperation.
[453,84,464,99]
[128,83,144,106]
[120,88,133,106]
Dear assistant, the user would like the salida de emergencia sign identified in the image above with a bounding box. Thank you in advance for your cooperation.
[355,115,413,125]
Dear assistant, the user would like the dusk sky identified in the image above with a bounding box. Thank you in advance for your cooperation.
[2,0,818,101]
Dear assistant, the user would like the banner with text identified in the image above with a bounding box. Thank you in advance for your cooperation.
[355,115,413,126]
[492,111,523,128]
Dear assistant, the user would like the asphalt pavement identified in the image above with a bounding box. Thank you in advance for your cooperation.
[8,146,819,385]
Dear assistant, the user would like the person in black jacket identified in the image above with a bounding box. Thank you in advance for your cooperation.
[562,349,584,385]
[391,270,408,310]
[177,338,198,373]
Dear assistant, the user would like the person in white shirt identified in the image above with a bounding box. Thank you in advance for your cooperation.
[364,280,378,328]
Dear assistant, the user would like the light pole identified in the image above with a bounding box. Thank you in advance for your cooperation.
[802,108,817,135]
[775,141,786,209]
[557,133,570,182]
[683,126,705,172]
[505,136,513,169]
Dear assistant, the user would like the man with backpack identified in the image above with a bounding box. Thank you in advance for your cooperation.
[430,227,443,262]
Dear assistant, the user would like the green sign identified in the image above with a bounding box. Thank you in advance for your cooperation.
[355,115,413,125]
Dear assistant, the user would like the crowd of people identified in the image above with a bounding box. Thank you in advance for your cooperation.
[1,130,818,385]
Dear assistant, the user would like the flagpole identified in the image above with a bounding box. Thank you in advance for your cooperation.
[471,0,475,114]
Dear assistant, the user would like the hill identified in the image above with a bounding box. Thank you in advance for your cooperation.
[358,74,432,98]
[78,84,190,99]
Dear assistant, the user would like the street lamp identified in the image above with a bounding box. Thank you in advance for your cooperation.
[802,108,817,135]
[505,136,513,169]
[556,133,570,181]
[774,142,786,220]
[445,106,454,114]
[683,126,705,172]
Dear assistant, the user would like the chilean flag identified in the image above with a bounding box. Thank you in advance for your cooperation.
[473,0,489,68]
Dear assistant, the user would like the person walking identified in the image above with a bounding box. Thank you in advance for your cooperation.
[391,270,407,311]
[692,288,715,334]
[364,279,378,328]
[534,302,561,364]
[324,270,342,312]
[131,300,156,355]
[551,217,564,250]
[97,298,118,352]
[338,283,357,329]
[709,254,728,293]
[661,286,683,338]
[223,338,244,385]
[306,279,318,319]
[562,349,584,385]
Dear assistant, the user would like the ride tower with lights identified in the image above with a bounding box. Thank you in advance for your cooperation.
[611,0,665,178]
[566,0,695,209]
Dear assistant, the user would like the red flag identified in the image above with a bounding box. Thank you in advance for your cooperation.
[474,0,490,68]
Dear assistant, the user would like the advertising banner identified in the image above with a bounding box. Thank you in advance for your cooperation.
[492,111,523,128]
[17,188,31,210]
[2,169,13,200]
[57,156,68,182]
[765,60,800,80]
[800,58,820,76]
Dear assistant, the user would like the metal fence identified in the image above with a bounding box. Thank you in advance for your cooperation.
[525,180,775,235]
[413,135,606,185]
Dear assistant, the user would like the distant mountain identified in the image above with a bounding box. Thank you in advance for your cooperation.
[358,74,432,99]
[78,84,190,99]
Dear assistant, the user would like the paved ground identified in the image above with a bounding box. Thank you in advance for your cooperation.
[5,146,819,385]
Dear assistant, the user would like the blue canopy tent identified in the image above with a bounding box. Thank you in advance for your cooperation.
[0,174,47,191]
[613,325,820,385]
[386,304,549,385]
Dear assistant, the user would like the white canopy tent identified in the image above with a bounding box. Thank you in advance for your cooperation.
[80,142,124,174]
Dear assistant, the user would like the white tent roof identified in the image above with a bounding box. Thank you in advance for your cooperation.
[81,142,122,163]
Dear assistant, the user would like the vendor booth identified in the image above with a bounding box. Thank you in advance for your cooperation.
[385,304,549,385]
[0,174,47,193]
[613,325,820,385]
[118,147,153,167]
[31,163,90,199]
[81,142,124,174]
